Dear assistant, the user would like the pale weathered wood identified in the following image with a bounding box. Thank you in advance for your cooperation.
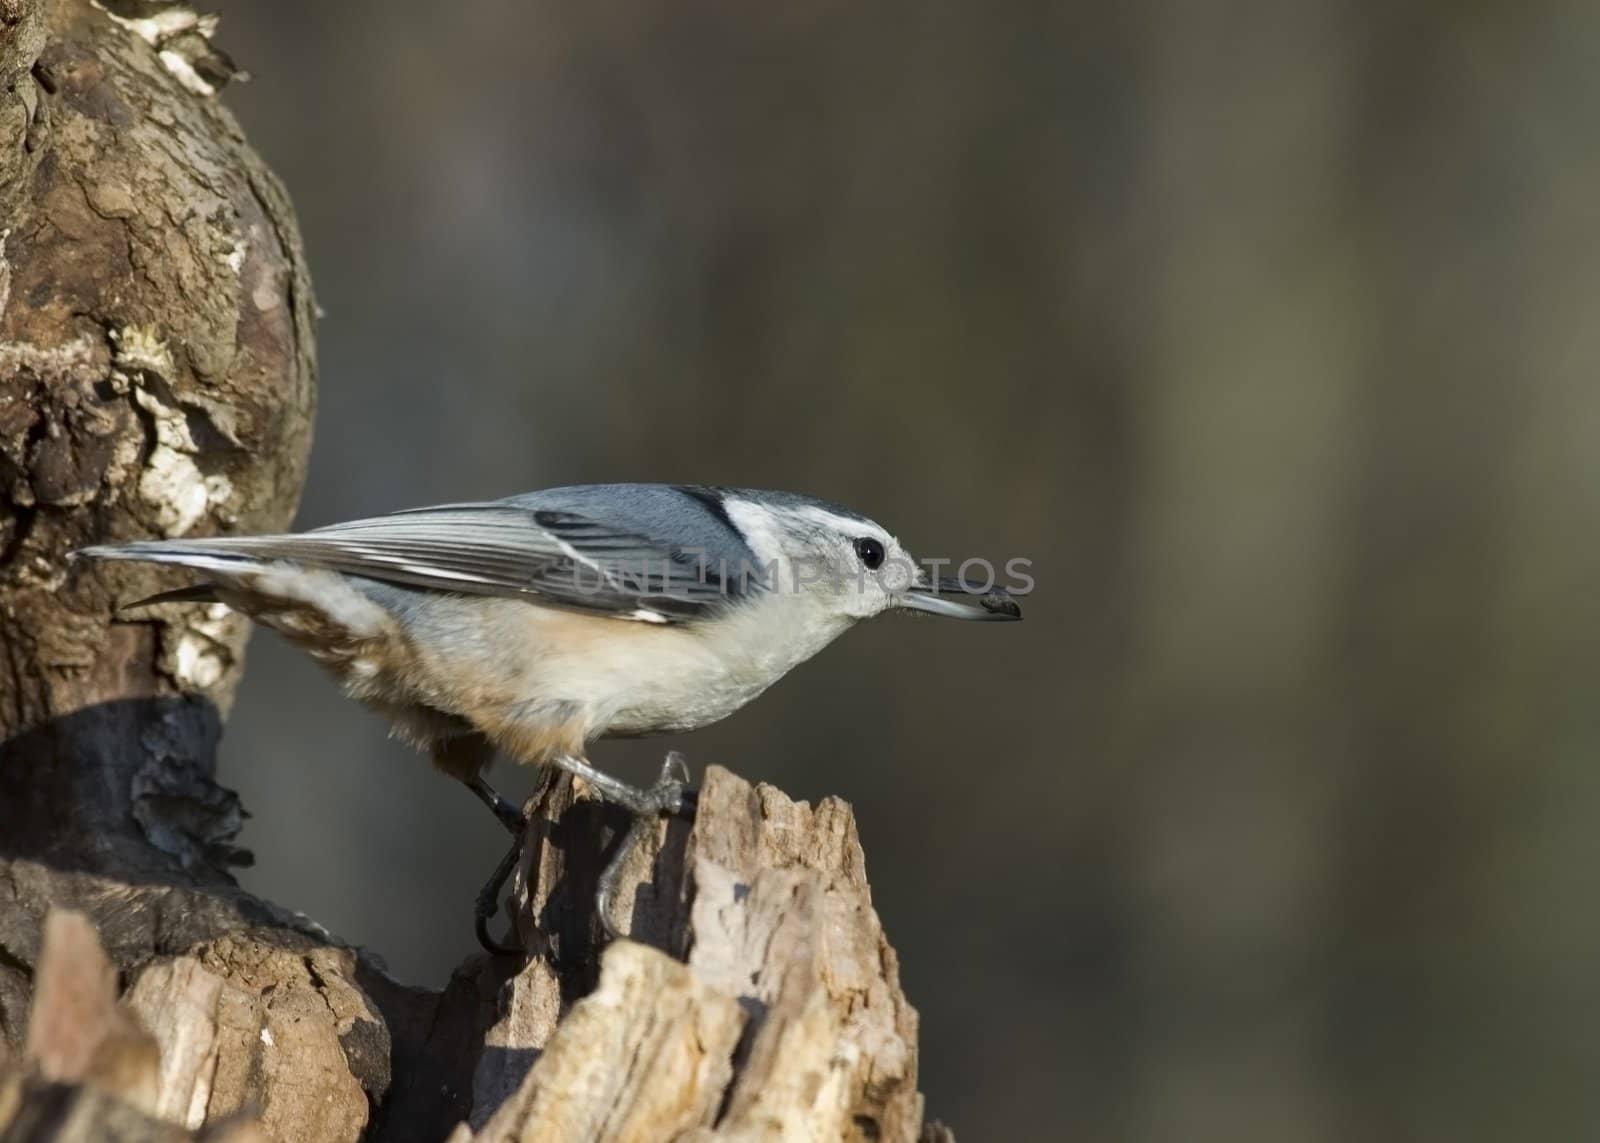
[451,765,934,1143]
[0,875,390,1143]
[683,774,921,1142]
[3,906,399,1142]
[25,910,160,1113]
[3,907,269,1141]
[469,957,562,1129]
[120,941,381,1142]
[122,956,225,1129]
[2,768,949,1143]
[473,942,745,1143]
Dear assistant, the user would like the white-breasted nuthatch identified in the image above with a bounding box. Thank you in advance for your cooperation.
[76,483,1022,947]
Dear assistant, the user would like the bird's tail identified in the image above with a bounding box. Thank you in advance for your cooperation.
[73,539,393,640]
[71,540,262,609]
[73,538,265,572]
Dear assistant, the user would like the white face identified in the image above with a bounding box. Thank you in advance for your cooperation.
[723,500,918,622]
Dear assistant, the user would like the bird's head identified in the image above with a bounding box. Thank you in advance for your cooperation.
[717,490,1023,626]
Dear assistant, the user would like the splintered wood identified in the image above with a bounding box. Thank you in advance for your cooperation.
[2,909,378,1142]
[469,943,743,1142]
[0,767,941,1142]
[24,911,161,1114]
[459,764,928,1143]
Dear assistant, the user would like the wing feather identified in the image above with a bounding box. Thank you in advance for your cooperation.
[109,502,738,622]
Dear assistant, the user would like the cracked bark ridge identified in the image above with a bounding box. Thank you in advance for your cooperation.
[0,0,315,886]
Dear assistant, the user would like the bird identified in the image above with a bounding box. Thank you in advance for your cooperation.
[74,483,1022,948]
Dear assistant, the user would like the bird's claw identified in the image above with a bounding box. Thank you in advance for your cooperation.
[661,750,691,788]
[474,831,530,957]
[472,753,700,952]
[645,751,695,815]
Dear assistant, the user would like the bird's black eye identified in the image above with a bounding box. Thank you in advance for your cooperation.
[855,537,886,570]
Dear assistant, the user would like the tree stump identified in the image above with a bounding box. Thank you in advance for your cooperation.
[0,3,951,1140]
[1,770,947,1142]
[461,765,929,1143]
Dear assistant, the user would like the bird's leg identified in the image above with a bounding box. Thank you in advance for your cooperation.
[548,751,694,817]
[474,836,527,956]
[550,751,698,940]
[467,754,698,952]
[465,771,525,835]
[463,771,531,955]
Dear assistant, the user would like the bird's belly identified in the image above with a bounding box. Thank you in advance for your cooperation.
[598,667,771,737]
[534,617,773,738]
[397,598,773,753]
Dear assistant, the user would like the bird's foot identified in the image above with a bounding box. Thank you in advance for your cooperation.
[549,750,695,818]
[463,770,533,955]
[474,829,528,956]
[644,750,696,815]
[595,752,698,941]
[472,753,700,954]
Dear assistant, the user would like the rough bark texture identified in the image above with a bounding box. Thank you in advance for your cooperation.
[462,766,932,1143]
[0,3,948,1140]
[0,0,315,886]
[1,771,945,1142]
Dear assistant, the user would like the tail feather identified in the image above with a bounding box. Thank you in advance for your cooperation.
[120,583,220,610]
[73,540,394,641]
[73,540,267,609]
[72,541,268,577]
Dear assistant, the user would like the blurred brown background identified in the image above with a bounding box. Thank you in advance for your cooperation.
[214,2,1600,1138]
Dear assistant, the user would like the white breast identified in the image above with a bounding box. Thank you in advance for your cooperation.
[399,593,857,745]
[577,593,855,736]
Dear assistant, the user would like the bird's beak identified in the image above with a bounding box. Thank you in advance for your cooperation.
[899,577,1023,621]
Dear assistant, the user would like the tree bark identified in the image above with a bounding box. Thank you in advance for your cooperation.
[0,4,951,1141]
[0,0,314,885]
[2,770,950,1143]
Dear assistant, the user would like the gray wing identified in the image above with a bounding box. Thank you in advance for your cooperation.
[92,498,748,623]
